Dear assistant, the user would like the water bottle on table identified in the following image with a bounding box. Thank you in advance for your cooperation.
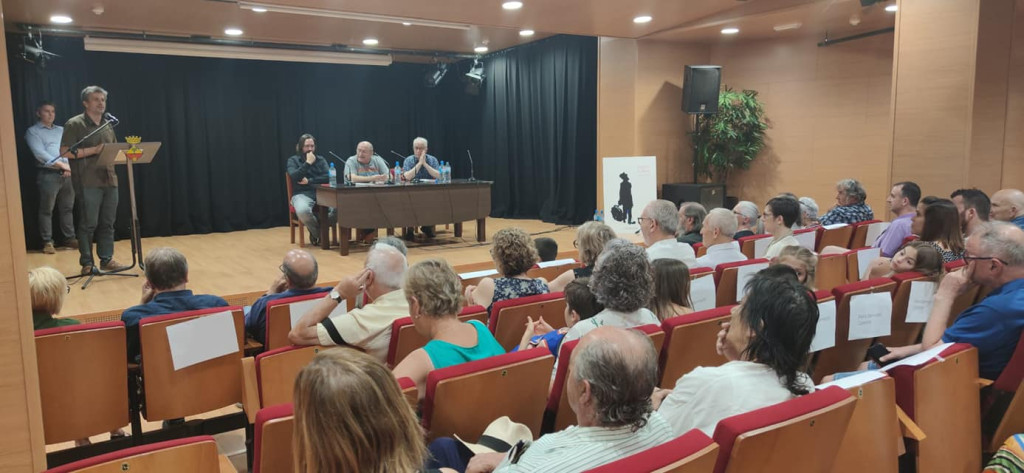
[329,163,337,187]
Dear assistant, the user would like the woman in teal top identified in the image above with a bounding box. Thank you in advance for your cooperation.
[393,259,505,399]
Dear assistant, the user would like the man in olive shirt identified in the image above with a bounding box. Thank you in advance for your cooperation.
[60,85,124,275]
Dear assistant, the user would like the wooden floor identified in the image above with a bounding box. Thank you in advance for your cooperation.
[26,218,578,318]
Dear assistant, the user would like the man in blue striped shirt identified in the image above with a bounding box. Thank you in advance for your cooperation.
[25,101,76,254]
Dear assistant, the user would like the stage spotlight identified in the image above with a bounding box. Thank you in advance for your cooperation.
[465,59,484,82]
[424,62,449,88]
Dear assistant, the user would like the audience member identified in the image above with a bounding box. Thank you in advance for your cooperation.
[465,326,675,473]
[289,244,410,362]
[245,249,330,345]
[393,259,505,397]
[121,248,227,362]
[515,278,603,356]
[376,235,409,255]
[676,202,707,246]
[655,268,818,435]
[776,193,803,228]
[773,246,818,290]
[286,134,335,246]
[763,197,802,259]
[991,189,1024,230]
[799,197,820,228]
[695,208,747,268]
[534,237,559,262]
[951,188,991,237]
[465,228,549,314]
[863,241,944,280]
[914,197,965,262]
[29,266,79,330]
[649,259,693,321]
[873,181,921,257]
[563,242,658,343]
[639,200,697,266]
[732,201,761,239]
[819,178,874,225]
[548,222,616,293]
[292,348,426,473]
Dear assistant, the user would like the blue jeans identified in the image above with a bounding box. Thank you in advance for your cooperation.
[291,194,336,240]
[77,186,118,266]
[830,361,881,381]
[37,170,75,244]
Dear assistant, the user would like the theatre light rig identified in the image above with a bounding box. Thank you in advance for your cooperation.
[465,59,484,83]
[424,62,449,88]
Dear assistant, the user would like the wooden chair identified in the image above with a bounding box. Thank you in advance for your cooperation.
[285,172,335,247]
[737,234,771,259]
[398,376,418,409]
[848,220,882,249]
[875,272,931,348]
[44,435,232,473]
[422,349,554,441]
[694,243,708,258]
[386,305,488,368]
[816,254,848,293]
[816,224,854,252]
[689,266,714,279]
[138,307,245,422]
[35,322,129,445]
[584,430,719,473]
[253,403,293,473]
[490,292,567,351]
[635,323,666,354]
[264,290,356,351]
[715,259,769,307]
[793,227,818,250]
[983,331,1024,453]
[659,306,733,389]
[888,344,981,472]
[526,260,580,283]
[810,278,896,383]
[712,386,857,473]
[842,247,877,282]
[827,374,901,473]
[241,345,322,423]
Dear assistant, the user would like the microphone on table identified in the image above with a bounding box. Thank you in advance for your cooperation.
[104,113,119,126]
[466,149,477,181]
[327,151,346,165]
[390,150,406,160]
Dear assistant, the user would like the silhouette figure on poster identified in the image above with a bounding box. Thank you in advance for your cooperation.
[612,172,634,224]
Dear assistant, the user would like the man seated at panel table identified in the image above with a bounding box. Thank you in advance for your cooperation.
[244,249,330,345]
[286,133,336,246]
[121,247,228,363]
[344,141,391,241]
[401,136,441,239]
[288,243,409,363]
[639,199,697,267]
[695,208,748,269]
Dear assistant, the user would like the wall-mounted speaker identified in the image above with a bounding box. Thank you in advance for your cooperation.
[682,65,722,114]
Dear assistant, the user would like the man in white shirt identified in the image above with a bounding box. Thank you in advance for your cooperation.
[467,326,675,473]
[639,199,697,267]
[695,208,748,269]
[288,244,409,362]
[763,197,802,259]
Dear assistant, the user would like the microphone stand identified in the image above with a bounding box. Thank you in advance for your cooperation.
[466,150,477,182]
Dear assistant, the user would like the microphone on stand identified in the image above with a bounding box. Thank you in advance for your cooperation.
[389,150,406,160]
[327,151,346,166]
[104,113,120,126]
[466,149,477,181]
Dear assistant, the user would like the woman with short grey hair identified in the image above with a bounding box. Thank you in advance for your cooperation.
[818,178,875,225]
[799,197,820,228]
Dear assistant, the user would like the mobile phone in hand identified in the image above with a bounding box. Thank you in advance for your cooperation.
[867,343,893,367]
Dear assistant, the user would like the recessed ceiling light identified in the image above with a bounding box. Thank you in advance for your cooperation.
[885,4,898,12]
[225,28,244,36]
[402,22,412,26]
[633,15,652,24]
[50,15,73,24]
[773,22,802,32]
[502,1,523,10]
[721,27,740,35]
[519,29,535,37]
[251,7,268,13]
[474,46,489,53]
[363,38,379,46]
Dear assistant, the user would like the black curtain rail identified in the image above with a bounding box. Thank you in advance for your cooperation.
[818,27,895,47]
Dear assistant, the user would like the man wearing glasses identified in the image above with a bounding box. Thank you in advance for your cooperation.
[244,249,329,345]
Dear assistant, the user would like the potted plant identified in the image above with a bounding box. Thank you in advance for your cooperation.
[691,87,769,183]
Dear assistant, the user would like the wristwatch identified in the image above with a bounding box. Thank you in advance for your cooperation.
[330,289,343,303]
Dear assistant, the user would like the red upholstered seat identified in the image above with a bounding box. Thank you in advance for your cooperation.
[44,435,220,473]
[876,271,931,348]
[849,219,882,249]
[689,266,714,278]
[712,386,856,473]
[489,292,567,351]
[816,254,848,292]
[659,306,733,389]
[386,305,487,367]
[253,403,294,473]
[816,224,855,252]
[810,278,896,382]
[264,291,328,350]
[584,429,718,473]
[985,331,1024,452]
[714,259,769,307]
[253,344,321,408]
[737,234,771,259]
[902,234,919,246]
[544,338,581,433]
[944,259,966,272]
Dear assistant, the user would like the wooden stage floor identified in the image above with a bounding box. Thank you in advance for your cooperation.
[26,218,578,318]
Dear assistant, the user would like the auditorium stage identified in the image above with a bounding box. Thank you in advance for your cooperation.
[26,218,578,318]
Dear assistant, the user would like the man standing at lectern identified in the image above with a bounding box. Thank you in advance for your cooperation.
[60,85,124,275]
[401,136,440,239]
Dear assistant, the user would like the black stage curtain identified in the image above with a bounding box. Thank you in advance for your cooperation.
[8,34,596,248]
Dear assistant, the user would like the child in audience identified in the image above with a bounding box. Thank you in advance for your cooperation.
[515,278,603,356]
[293,348,426,473]
[649,259,694,321]
[773,246,818,290]
[863,240,944,280]
[534,237,558,262]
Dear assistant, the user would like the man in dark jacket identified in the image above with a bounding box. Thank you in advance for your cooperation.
[287,133,335,245]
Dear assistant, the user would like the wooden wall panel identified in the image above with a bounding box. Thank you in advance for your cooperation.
[1003,0,1024,190]
[596,37,638,207]
[967,0,1015,194]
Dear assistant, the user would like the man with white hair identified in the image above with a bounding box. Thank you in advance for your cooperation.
[402,137,441,238]
[289,243,410,362]
[990,189,1024,231]
[639,199,697,267]
[696,208,748,268]
[732,201,760,239]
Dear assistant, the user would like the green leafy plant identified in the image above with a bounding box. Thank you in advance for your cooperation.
[691,87,769,182]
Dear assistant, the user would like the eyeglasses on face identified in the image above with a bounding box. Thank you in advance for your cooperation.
[963,253,1008,265]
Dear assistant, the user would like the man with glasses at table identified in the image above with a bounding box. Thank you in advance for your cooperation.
[244,249,329,346]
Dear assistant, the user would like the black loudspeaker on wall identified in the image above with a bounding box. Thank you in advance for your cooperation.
[682,65,722,114]
[662,183,726,210]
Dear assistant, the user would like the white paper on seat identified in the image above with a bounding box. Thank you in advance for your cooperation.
[289,298,347,328]
[795,231,817,251]
[753,238,771,259]
[848,292,893,340]
[856,247,881,281]
[690,275,717,311]
[823,223,848,230]
[881,342,954,371]
[905,281,937,323]
[735,262,770,301]
[460,269,499,279]
[537,258,576,268]
[809,299,837,352]
[166,311,239,371]
[865,222,891,246]
[816,370,886,390]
